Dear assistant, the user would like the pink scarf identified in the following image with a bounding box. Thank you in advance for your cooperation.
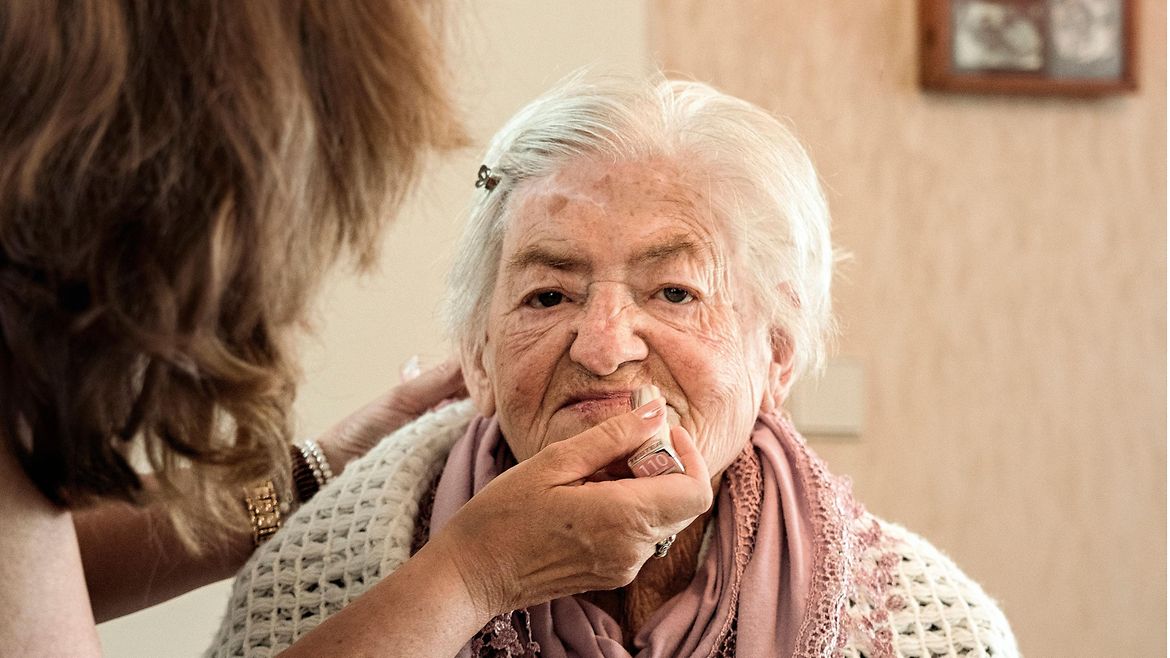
[428,414,866,658]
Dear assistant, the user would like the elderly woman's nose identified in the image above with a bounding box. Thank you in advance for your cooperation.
[568,286,648,376]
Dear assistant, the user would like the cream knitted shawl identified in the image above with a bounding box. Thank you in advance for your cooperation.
[207,400,1019,657]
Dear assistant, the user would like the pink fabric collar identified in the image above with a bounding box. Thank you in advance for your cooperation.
[428,414,865,658]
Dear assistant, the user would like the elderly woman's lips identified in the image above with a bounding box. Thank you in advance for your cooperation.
[562,398,633,428]
[562,394,632,415]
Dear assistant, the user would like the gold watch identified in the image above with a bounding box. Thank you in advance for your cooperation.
[243,480,282,546]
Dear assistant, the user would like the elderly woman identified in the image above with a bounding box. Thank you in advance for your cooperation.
[211,76,1018,657]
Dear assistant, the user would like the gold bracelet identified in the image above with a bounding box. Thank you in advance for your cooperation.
[242,479,282,546]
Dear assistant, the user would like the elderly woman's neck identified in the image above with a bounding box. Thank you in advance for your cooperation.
[581,508,713,644]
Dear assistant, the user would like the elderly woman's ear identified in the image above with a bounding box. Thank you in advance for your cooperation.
[760,329,796,415]
[460,339,496,417]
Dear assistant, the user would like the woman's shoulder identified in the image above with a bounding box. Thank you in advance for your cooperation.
[838,514,1020,658]
[207,399,476,657]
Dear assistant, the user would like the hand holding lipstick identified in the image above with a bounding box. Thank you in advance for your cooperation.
[433,396,712,619]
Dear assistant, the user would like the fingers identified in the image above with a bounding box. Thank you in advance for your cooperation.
[393,359,467,412]
[516,401,714,548]
[412,359,466,396]
[530,398,668,484]
[608,425,713,524]
[470,413,717,604]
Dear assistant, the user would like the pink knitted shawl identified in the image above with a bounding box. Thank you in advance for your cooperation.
[428,414,866,658]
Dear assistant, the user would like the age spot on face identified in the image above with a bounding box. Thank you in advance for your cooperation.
[546,194,569,216]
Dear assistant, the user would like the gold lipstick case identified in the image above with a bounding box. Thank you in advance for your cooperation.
[627,385,685,477]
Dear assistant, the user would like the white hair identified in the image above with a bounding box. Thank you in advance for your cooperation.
[445,73,835,383]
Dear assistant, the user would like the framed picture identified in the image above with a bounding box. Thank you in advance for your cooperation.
[919,0,1138,95]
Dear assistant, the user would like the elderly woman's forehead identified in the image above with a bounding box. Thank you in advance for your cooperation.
[513,158,710,218]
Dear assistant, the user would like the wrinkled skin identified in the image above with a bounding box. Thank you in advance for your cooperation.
[464,157,789,481]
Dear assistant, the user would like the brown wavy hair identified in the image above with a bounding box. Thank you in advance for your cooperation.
[0,1,463,540]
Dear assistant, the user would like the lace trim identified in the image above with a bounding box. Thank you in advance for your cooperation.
[769,415,876,657]
[843,518,901,657]
[469,611,541,658]
[710,444,765,656]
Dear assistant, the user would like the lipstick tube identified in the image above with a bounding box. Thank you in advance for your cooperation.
[627,385,685,477]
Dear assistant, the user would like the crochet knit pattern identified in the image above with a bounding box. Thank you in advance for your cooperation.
[208,400,477,657]
[207,401,1018,657]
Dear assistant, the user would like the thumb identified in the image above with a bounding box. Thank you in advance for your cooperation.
[530,397,668,485]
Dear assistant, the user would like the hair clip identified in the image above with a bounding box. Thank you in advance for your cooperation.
[475,164,500,191]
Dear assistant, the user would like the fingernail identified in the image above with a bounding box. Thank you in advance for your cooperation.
[636,398,665,419]
[400,355,421,382]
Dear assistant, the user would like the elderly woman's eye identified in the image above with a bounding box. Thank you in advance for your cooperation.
[658,287,694,304]
[528,291,565,308]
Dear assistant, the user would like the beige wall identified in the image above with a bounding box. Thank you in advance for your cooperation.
[648,2,1166,656]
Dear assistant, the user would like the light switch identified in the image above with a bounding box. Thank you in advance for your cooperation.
[786,358,864,437]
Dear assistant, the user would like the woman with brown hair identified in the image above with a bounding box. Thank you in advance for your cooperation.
[0,2,711,655]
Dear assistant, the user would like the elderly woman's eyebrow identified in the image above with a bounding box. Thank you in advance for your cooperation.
[506,246,590,275]
[631,235,709,265]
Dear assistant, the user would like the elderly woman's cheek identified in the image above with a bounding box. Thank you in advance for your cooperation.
[496,312,569,358]
[486,315,563,458]
[691,338,769,470]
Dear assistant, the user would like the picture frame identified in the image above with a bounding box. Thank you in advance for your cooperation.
[919,0,1138,96]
